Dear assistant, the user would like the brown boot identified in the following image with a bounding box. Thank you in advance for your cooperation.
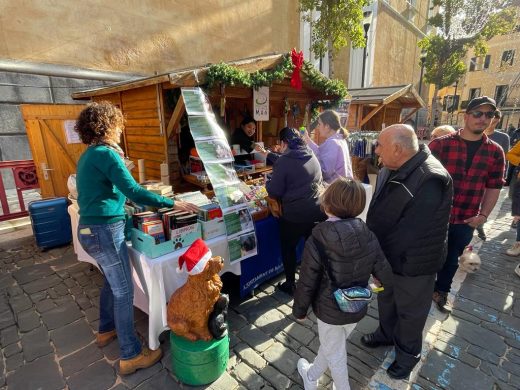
[96,329,117,347]
[119,347,162,375]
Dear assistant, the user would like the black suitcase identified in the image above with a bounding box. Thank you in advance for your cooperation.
[28,197,72,249]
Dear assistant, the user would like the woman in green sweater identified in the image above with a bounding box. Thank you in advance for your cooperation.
[75,101,197,375]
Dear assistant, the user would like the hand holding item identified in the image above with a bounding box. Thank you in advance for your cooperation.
[174,200,199,213]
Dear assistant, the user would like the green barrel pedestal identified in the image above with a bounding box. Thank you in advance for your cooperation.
[170,331,229,386]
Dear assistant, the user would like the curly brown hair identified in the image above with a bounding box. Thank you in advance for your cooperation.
[75,101,125,145]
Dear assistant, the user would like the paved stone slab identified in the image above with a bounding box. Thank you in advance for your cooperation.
[458,282,514,312]
[134,369,182,389]
[11,263,54,284]
[282,322,315,346]
[22,274,62,294]
[50,319,94,357]
[442,316,507,356]
[1,325,19,347]
[7,355,65,390]
[237,325,274,353]
[67,360,116,390]
[235,343,267,370]
[262,342,299,376]
[60,343,104,377]
[0,309,15,330]
[35,298,56,313]
[8,294,32,314]
[21,325,53,362]
[16,309,40,333]
[48,252,79,271]
[420,350,494,390]
[259,364,292,390]
[40,301,82,330]
[232,362,264,390]
[5,352,23,371]
[453,297,500,323]
[4,342,21,357]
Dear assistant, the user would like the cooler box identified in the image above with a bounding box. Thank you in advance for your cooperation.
[29,197,72,249]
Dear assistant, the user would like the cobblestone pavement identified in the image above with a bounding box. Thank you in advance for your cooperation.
[0,189,519,390]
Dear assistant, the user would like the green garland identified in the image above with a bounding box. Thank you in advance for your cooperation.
[204,52,348,99]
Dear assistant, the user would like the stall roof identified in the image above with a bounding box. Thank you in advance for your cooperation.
[72,53,330,99]
[347,84,425,108]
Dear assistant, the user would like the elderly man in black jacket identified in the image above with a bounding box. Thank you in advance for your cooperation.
[362,124,453,380]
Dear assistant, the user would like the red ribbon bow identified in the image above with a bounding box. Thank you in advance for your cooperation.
[290,49,304,90]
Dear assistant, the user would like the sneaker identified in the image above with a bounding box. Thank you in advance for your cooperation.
[297,358,318,390]
[515,264,520,278]
[96,329,117,347]
[119,347,162,375]
[432,291,451,313]
[507,242,520,256]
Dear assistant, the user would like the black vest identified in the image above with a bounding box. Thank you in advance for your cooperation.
[367,145,453,276]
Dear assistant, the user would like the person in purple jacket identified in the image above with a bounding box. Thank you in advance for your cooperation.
[304,110,353,183]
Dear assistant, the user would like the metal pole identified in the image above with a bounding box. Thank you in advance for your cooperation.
[414,59,425,132]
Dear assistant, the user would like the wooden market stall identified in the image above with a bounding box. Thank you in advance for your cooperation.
[346,84,425,131]
[71,52,346,190]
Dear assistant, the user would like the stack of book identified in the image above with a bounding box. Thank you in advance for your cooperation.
[197,203,223,221]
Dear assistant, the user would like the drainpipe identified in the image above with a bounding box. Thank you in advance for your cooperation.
[0,58,143,81]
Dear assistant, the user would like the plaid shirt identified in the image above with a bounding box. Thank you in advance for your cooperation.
[429,130,505,223]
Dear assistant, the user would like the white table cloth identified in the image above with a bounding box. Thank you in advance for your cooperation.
[68,204,240,349]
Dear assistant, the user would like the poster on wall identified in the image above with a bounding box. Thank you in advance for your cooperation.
[253,87,269,121]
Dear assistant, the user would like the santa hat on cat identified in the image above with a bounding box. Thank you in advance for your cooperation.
[178,238,212,275]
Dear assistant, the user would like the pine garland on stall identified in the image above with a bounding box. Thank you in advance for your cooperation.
[205,52,348,100]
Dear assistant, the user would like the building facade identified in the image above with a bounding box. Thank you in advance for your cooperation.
[442,29,520,131]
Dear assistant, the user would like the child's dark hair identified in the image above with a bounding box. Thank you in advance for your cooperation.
[320,178,366,218]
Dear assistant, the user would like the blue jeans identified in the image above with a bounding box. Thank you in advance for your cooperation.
[78,220,141,360]
[435,223,474,293]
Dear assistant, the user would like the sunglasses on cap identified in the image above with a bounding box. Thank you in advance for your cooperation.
[468,111,496,119]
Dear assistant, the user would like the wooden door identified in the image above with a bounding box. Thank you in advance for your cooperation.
[21,104,87,198]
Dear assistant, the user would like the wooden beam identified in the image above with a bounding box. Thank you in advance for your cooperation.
[359,103,385,127]
[400,108,419,124]
[166,95,185,140]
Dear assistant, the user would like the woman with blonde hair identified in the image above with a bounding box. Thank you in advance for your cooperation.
[303,110,353,183]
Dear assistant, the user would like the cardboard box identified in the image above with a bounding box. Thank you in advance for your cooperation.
[131,228,175,258]
[201,218,226,240]
[170,222,202,250]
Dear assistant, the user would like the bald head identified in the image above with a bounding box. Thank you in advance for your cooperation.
[382,124,419,153]
[375,124,419,170]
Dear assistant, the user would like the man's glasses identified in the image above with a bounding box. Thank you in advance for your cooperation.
[469,111,496,119]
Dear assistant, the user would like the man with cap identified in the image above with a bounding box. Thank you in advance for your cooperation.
[429,96,505,312]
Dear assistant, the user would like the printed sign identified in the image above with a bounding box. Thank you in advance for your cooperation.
[253,87,269,121]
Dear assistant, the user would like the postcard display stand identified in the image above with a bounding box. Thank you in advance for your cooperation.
[182,88,258,264]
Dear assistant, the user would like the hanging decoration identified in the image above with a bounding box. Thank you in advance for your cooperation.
[284,98,290,127]
[290,49,304,90]
[204,52,348,100]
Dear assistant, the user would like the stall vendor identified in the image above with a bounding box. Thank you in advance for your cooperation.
[231,116,256,153]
